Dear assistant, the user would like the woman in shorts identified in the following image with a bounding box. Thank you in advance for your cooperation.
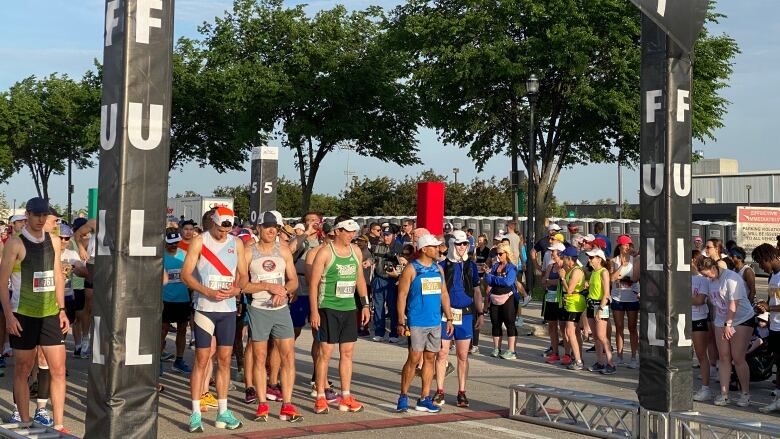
[610,236,639,369]
[559,247,586,370]
[691,252,714,401]
[585,248,615,375]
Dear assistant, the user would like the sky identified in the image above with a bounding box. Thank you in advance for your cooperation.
[1,0,778,210]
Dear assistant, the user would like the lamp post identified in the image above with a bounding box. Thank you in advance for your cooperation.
[746,185,752,207]
[453,167,460,184]
[525,74,539,294]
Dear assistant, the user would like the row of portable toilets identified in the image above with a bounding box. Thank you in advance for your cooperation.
[295,216,738,249]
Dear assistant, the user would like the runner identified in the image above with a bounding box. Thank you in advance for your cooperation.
[585,248,615,375]
[309,215,370,414]
[543,239,567,364]
[752,243,780,413]
[181,207,247,432]
[396,234,454,413]
[242,211,302,423]
[161,229,192,375]
[697,256,754,407]
[558,246,586,370]
[433,230,481,408]
[485,242,519,359]
[691,252,714,402]
[179,219,197,252]
[73,217,98,358]
[0,198,70,433]
[610,235,639,369]
[730,246,756,303]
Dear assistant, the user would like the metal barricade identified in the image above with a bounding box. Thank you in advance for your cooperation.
[509,384,640,439]
[0,422,76,439]
[641,409,671,439]
[670,411,780,439]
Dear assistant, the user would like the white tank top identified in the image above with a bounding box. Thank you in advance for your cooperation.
[612,256,638,302]
[249,243,287,311]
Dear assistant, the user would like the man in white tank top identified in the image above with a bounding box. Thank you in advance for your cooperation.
[242,211,300,422]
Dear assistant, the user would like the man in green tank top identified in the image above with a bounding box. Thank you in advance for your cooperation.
[309,215,370,415]
[0,197,69,432]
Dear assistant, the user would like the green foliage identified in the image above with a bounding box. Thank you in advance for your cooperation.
[213,185,251,222]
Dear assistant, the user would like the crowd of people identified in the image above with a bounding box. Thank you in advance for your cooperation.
[0,198,778,434]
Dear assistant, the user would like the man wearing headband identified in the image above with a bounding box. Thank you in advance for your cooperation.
[309,215,370,415]
[181,206,248,432]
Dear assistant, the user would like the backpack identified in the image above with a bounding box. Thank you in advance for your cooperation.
[442,259,474,298]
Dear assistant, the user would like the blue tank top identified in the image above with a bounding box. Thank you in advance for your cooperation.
[163,249,189,303]
[407,260,443,328]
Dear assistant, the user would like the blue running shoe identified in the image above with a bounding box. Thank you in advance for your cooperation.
[172,359,192,374]
[215,410,242,430]
[189,412,203,433]
[161,351,175,362]
[7,406,21,423]
[33,408,53,427]
[396,394,409,413]
[415,396,441,413]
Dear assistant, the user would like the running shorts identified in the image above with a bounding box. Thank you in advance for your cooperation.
[441,312,473,341]
[692,318,709,332]
[193,311,236,348]
[409,326,441,353]
[9,314,64,350]
[248,307,295,342]
[316,308,357,344]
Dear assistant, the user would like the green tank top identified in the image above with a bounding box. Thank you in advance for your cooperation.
[17,233,58,318]
[318,243,359,312]
[588,267,607,302]
[564,266,587,313]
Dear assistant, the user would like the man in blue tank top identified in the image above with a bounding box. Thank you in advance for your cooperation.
[395,234,454,414]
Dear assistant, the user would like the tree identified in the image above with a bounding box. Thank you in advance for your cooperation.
[199,0,422,211]
[213,185,250,223]
[0,73,100,199]
[391,0,739,239]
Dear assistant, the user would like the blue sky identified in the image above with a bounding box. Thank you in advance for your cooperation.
[1,0,777,210]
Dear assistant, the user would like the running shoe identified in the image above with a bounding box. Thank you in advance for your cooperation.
[709,366,719,380]
[490,348,500,358]
[736,393,751,407]
[169,324,177,333]
[372,335,385,342]
[245,387,258,404]
[469,345,479,355]
[444,363,455,377]
[693,386,712,402]
[545,353,561,364]
[215,410,242,430]
[616,356,626,367]
[500,350,517,360]
[2,347,13,357]
[388,337,400,344]
[54,426,71,434]
[588,362,605,372]
[189,339,196,350]
[567,361,585,371]
[325,387,339,404]
[314,396,329,414]
[33,408,54,427]
[161,351,176,362]
[279,403,303,423]
[415,396,441,413]
[254,402,269,422]
[201,392,218,408]
[543,346,553,356]
[601,364,617,375]
[396,394,409,413]
[189,412,204,433]
[628,358,638,369]
[521,295,532,307]
[457,391,469,408]
[433,390,445,406]
[713,393,729,406]
[759,396,780,413]
[338,395,364,412]
[266,385,282,402]
[7,406,21,423]
[172,359,192,374]
[560,354,572,366]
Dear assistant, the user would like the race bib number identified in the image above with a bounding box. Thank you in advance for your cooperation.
[770,286,780,300]
[168,269,182,284]
[208,275,234,291]
[258,273,284,285]
[443,308,463,325]
[335,281,356,298]
[421,278,441,296]
[33,270,55,293]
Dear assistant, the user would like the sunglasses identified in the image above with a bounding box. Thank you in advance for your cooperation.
[455,242,469,247]
[497,252,505,256]
[60,236,71,241]
[217,220,233,228]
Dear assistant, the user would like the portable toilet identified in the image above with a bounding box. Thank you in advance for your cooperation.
[707,221,725,242]
[691,221,707,247]
[480,217,495,239]
[554,218,571,242]
[451,216,466,232]
[607,219,629,251]
[494,217,508,237]
[580,218,596,235]
[714,221,736,244]
[465,217,480,237]
[627,221,641,247]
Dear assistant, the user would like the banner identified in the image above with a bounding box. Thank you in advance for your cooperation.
[628,0,708,54]
[637,15,693,412]
[736,206,780,264]
[85,1,175,438]
[248,146,279,223]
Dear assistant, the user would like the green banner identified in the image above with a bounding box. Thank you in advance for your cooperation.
[88,188,98,219]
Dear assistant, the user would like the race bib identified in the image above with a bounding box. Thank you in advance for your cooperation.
[257,273,284,285]
[335,280,356,298]
[208,275,234,291]
[443,308,463,326]
[545,290,558,302]
[33,270,56,293]
[770,286,780,300]
[421,278,441,296]
[167,269,182,284]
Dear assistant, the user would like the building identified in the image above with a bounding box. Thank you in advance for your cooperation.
[692,158,780,220]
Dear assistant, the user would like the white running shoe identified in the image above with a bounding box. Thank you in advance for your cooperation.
[693,386,712,402]
[627,358,638,369]
[713,393,729,406]
[735,393,750,408]
[521,295,532,307]
[759,396,780,414]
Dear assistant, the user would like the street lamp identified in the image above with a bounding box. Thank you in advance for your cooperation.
[525,74,539,294]
[746,185,752,207]
[452,167,460,184]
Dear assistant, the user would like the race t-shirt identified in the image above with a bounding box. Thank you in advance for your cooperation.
[707,269,755,327]
[60,248,83,298]
[691,274,710,321]
[163,248,189,303]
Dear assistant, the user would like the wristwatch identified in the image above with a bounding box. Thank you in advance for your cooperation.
[724,322,732,327]
[59,307,66,313]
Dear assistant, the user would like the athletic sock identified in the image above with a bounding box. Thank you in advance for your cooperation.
[342,391,350,397]
[192,400,200,415]
[218,399,228,414]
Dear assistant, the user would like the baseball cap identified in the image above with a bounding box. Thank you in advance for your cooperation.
[165,231,182,244]
[26,197,50,214]
[294,223,305,231]
[212,207,235,227]
[382,227,394,236]
[335,219,360,232]
[561,247,578,258]
[548,241,565,252]
[592,238,607,250]
[693,236,702,242]
[451,230,469,244]
[444,222,453,232]
[548,223,562,232]
[581,234,596,242]
[59,224,74,237]
[10,214,27,223]
[72,217,88,231]
[757,312,770,322]
[259,210,282,227]
[616,235,633,246]
[586,248,606,260]
[236,228,253,243]
[417,234,443,250]
[553,233,565,243]
[281,224,296,236]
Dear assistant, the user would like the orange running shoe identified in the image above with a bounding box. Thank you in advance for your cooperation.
[314,396,329,414]
[280,403,304,423]
[55,426,71,434]
[255,402,269,422]
[339,395,364,413]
